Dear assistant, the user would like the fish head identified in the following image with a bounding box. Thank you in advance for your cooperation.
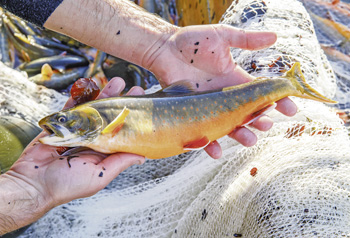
[38,105,103,147]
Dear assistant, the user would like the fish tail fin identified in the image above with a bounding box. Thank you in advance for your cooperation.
[286,62,337,104]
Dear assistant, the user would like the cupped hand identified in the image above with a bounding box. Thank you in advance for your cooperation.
[5,78,145,208]
[147,24,298,158]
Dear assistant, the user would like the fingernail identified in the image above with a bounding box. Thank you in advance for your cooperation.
[108,77,125,93]
[134,158,145,165]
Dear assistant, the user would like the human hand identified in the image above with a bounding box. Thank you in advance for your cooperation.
[5,78,145,209]
[146,24,297,158]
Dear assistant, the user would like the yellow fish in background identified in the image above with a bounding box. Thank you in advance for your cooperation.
[176,0,233,26]
[310,12,350,53]
[38,63,336,159]
[134,0,233,26]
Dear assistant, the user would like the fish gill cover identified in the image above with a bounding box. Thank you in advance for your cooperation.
[1,0,350,237]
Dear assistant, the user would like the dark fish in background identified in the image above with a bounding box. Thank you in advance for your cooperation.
[84,50,107,78]
[0,17,12,67]
[103,56,158,92]
[29,64,89,90]
[3,16,62,61]
[19,55,89,76]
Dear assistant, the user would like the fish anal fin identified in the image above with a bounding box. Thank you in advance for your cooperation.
[242,103,276,127]
[184,136,210,151]
[102,107,129,136]
[158,80,195,95]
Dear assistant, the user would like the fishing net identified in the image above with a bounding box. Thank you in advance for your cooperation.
[0,62,68,124]
[2,0,347,237]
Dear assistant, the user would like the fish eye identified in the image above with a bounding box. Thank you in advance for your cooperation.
[57,116,67,123]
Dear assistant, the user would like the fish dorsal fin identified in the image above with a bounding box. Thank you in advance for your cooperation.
[285,62,302,79]
[41,63,54,81]
[183,136,210,151]
[158,80,195,95]
[102,106,129,136]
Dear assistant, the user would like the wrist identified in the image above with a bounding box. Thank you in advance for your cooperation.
[140,25,179,72]
[0,172,53,235]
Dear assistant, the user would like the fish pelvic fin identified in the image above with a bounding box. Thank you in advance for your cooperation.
[242,103,276,127]
[102,106,129,136]
[183,136,210,151]
[286,62,337,104]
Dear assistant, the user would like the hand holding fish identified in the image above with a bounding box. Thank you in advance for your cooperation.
[146,24,298,157]
[43,0,297,158]
[0,78,145,235]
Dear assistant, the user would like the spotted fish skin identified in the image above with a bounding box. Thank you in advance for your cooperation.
[39,63,336,159]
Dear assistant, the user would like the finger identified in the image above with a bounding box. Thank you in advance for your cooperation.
[96,77,126,99]
[97,153,145,181]
[229,127,257,147]
[204,141,222,159]
[275,97,297,117]
[125,86,145,96]
[250,115,273,131]
[221,25,277,50]
[63,77,126,109]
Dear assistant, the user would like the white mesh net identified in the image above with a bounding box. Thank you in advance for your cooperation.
[0,62,68,124]
[4,0,349,237]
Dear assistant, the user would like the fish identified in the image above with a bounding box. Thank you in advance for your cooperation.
[102,57,149,92]
[0,18,12,67]
[84,50,107,78]
[301,0,350,28]
[176,0,209,26]
[38,63,336,159]
[321,44,350,63]
[29,64,88,90]
[3,17,62,61]
[309,13,350,54]
[19,55,89,75]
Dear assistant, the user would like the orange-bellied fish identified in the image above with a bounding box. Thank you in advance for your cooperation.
[309,13,350,53]
[38,63,336,159]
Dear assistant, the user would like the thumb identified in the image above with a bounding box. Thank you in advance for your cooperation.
[221,25,277,50]
[97,153,145,182]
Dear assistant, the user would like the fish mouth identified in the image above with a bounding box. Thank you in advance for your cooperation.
[39,121,64,138]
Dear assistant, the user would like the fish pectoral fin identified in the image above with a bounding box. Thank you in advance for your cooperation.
[242,103,277,127]
[102,106,130,136]
[183,136,210,151]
